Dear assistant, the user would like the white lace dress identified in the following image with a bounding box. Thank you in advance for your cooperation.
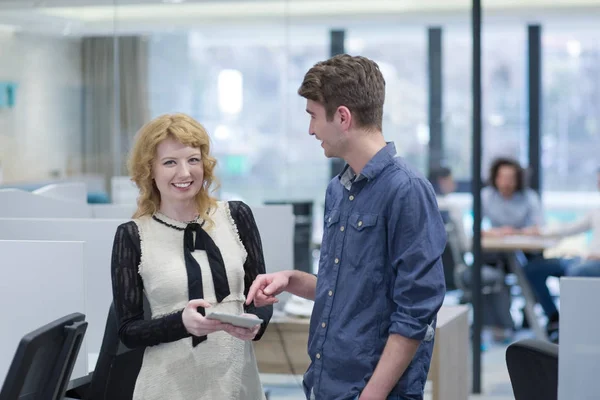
[110,201,272,400]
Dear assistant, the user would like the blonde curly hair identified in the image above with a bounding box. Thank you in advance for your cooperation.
[128,113,219,228]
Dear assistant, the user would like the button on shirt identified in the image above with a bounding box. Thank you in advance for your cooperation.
[303,143,447,400]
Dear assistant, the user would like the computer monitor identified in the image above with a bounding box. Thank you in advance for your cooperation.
[0,313,87,400]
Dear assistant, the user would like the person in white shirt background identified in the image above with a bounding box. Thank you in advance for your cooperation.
[521,168,600,343]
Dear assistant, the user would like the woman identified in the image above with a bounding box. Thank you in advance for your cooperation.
[482,157,543,234]
[481,157,544,342]
[110,113,272,400]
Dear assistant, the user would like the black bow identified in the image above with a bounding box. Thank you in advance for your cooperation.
[184,222,231,346]
[153,216,231,346]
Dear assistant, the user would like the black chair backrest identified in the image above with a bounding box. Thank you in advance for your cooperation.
[442,220,466,291]
[87,300,149,400]
[0,313,87,400]
[506,339,559,400]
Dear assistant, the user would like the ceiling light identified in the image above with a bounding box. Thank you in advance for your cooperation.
[218,69,243,115]
[566,40,582,58]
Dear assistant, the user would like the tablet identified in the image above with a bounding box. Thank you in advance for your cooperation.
[206,312,263,329]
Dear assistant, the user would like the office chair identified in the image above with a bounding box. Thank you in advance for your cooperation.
[446,222,516,331]
[506,338,558,400]
[446,222,504,297]
[66,302,146,400]
[0,313,88,400]
[87,302,145,400]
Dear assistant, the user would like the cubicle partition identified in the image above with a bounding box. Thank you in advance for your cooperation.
[0,240,87,385]
[32,182,88,204]
[0,218,126,362]
[558,277,600,400]
[0,189,91,218]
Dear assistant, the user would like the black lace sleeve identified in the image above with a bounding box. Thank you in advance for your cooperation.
[228,201,273,340]
[111,221,191,348]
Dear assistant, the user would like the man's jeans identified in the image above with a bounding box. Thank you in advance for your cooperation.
[309,391,419,400]
[353,396,417,400]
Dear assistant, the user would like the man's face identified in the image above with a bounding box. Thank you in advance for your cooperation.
[439,175,456,195]
[305,99,346,159]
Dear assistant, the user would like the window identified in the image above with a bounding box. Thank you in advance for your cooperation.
[148,27,329,205]
[347,27,428,174]
[542,28,600,192]
[444,26,526,183]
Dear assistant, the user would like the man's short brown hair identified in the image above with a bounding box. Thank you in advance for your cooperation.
[298,54,385,131]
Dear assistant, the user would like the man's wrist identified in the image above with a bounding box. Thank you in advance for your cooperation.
[359,384,387,400]
[358,385,387,400]
[282,269,296,282]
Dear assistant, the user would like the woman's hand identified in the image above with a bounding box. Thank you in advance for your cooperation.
[182,299,227,337]
[222,313,261,341]
[519,226,540,236]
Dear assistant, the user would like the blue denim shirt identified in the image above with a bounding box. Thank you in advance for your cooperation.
[303,143,447,400]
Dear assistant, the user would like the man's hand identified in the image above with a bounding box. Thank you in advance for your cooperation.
[359,334,420,400]
[357,392,385,400]
[246,271,291,307]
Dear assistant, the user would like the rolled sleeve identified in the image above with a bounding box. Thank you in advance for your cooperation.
[388,178,447,340]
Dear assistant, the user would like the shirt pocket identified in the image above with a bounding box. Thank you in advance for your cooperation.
[348,213,377,231]
[345,212,384,280]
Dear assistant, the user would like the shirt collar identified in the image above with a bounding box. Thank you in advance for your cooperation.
[339,166,365,191]
[338,142,397,187]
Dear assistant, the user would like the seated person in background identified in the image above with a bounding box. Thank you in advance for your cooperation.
[482,157,544,237]
[430,166,469,253]
[481,157,544,341]
[522,168,600,342]
[111,113,272,400]
[431,166,515,344]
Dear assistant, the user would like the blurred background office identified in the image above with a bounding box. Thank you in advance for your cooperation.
[1,1,600,399]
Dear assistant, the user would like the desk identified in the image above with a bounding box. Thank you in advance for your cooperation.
[428,305,469,400]
[482,236,558,253]
[254,306,470,400]
[482,235,559,340]
[254,316,310,375]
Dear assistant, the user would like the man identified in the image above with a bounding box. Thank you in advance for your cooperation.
[429,166,456,197]
[522,168,600,342]
[246,54,446,400]
[429,166,468,253]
